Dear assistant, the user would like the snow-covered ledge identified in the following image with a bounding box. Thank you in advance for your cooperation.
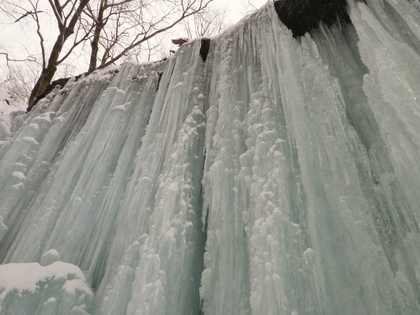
[0,250,93,315]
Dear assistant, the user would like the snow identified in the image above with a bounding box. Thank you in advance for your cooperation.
[0,259,93,314]
[0,261,88,296]
[0,87,26,115]
[1,1,420,314]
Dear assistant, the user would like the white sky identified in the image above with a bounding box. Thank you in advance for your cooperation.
[0,0,269,84]
[214,0,268,24]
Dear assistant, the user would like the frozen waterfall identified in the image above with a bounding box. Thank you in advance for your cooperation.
[1,0,420,314]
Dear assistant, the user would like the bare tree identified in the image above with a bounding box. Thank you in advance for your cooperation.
[0,52,38,102]
[182,5,228,39]
[24,0,93,108]
[1,0,214,110]
[84,0,214,74]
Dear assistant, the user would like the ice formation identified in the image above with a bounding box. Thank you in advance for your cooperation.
[1,0,420,314]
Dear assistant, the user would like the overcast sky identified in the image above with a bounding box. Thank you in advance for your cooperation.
[0,0,269,84]
[215,0,268,24]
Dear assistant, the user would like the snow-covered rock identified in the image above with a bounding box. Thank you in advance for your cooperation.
[1,1,420,314]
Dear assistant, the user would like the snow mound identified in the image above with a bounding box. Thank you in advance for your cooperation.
[0,256,94,315]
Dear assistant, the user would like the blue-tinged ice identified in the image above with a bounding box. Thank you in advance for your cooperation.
[1,1,420,314]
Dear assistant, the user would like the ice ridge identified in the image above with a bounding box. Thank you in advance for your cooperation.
[1,1,420,314]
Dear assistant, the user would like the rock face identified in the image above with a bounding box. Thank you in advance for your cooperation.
[274,0,351,37]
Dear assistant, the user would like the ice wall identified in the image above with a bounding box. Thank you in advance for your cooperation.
[1,0,420,314]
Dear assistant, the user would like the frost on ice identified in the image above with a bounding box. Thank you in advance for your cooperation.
[1,0,420,314]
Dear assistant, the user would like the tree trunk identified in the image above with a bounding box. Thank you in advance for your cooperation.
[88,20,105,74]
[88,0,106,74]
[27,0,90,110]
[27,33,64,109]
[27,64,58,111]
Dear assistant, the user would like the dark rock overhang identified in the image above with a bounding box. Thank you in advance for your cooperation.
[28,1,358,112]
[274,0,353,37]
[28,75,85,112]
